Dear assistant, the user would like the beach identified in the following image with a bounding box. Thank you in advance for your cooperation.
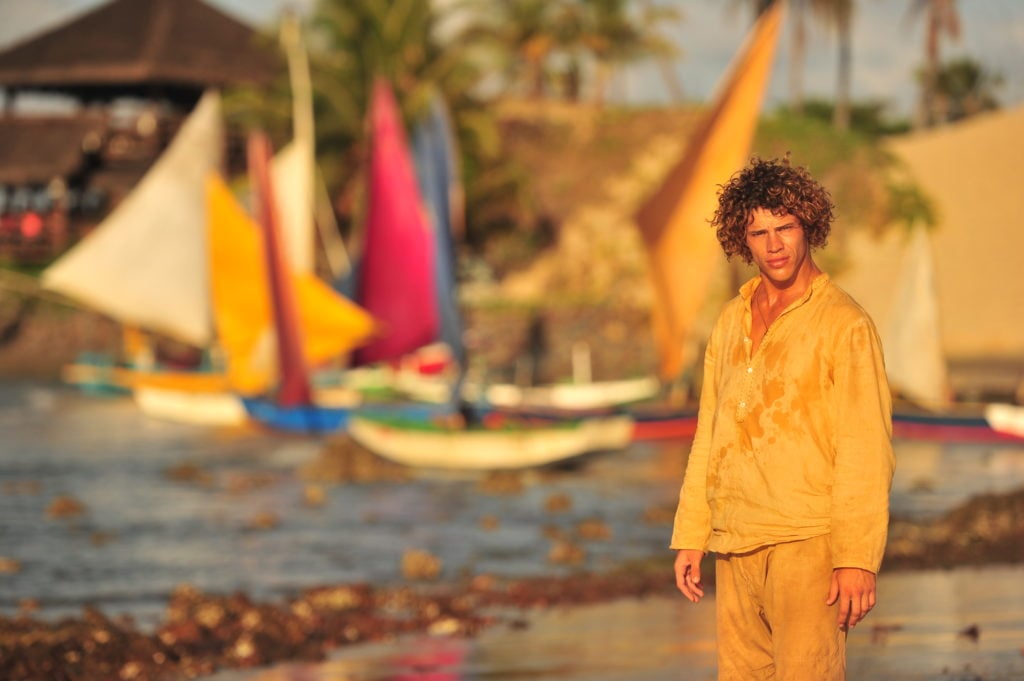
[205,568,1024,681]
[1,381,1023,681]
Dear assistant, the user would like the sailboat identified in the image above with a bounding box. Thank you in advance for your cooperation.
[344,81,633,468]
[215,131,376,433]
[42,86,376,429]
[134,168,374,430]
[839,225,1024,443]
[880,106,1024,443]
[41,91,252,424]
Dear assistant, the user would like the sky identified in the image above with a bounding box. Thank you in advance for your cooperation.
[0,0,1021,119]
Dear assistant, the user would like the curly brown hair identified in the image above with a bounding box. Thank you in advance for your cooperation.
[711,156,834,263]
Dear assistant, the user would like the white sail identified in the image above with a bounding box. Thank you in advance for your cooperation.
[270,138,315,274]
[42,91,223,347]
[271,13,316,275]
[881,226,951,409]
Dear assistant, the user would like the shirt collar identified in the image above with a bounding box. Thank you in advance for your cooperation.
[740,272,831,306]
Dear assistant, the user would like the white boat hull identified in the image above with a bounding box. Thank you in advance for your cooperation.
[984,403,1024,438]
[134,386,248,426]
[481,376,660,410]
[348,415,635,470]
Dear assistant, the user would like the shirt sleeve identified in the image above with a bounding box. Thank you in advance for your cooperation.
[669,327,718,551]
[830,316,895,572]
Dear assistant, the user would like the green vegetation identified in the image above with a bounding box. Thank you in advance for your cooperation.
[923,56,1004,124]
[754,107,934,235]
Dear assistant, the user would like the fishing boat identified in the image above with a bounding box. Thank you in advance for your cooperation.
[839,223,1023,444]
[984,403,1024,440]
[396,368,661,411]
[892,407,1024,443]
[135,384,248,427]
[487,401,697,443]
[480,375,661,411]
[628,403,699,441]
[42,86,377,428]
[40,91,248,423]
[342,82,637,467]
[236,130,376,433]
[348,412,634,470]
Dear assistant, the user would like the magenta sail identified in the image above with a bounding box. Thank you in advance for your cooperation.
[354,79,439,365]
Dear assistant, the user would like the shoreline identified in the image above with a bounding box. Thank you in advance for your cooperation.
[3,485,1023,681]
[0,298,658,386]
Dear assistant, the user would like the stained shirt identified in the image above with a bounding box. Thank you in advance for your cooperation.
[670,273,895,573]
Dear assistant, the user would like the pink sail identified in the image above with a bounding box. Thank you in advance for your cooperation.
[354,79,440,365]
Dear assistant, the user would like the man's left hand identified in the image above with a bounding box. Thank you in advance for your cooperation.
[826,567,877,630]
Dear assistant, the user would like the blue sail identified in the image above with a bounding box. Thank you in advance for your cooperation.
[411,92,466,368]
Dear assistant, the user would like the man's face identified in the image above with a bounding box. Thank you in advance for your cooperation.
[744,208,811,287]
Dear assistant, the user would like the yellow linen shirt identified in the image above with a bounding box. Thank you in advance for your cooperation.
[670,273,895,573]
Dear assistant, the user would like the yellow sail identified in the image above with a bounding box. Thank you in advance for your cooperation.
[205,174,375,395]
[634,2,783,381]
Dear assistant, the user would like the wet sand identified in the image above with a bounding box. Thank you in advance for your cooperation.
[205,594,718,681]
[6,554,1024,680]
[204,566,1024,681]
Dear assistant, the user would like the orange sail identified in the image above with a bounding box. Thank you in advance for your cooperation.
[634,2,783,381]
[205,173,375,397]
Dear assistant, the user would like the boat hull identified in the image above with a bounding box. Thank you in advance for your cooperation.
[348,414,635,470]
[135,386,247,426]
[242,398,350,434]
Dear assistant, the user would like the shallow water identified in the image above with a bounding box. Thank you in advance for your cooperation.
[2,381,1024,679]
[0,381,685,625]
[205,566,1024,681]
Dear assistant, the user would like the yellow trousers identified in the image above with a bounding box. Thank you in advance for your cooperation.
[715,534,846,681]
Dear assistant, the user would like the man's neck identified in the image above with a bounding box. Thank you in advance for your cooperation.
[759,260,822,308]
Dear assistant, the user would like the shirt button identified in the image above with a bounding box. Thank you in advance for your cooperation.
[747,367,753,373]
[739,401,746,408]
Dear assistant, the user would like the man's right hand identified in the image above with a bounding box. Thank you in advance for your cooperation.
[674,549,705,603]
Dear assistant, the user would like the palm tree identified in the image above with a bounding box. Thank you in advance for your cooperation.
[727,0,779,22]
[809,0,855,131]
[929,56,1001,123]
[907,0,961,128]
[788,0,809,114]
[732,0,847,125]
[459,0,562,99]
[583,0,682,106]
[461,0,680,105]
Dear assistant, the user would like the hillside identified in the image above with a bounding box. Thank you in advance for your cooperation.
[485,101,705,308]
[481,102,902,303]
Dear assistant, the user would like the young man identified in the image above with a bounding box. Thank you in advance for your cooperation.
[671,157,895,680]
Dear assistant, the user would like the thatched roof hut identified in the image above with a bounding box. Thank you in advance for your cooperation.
[0,115,107,186]
[0,0,279,107]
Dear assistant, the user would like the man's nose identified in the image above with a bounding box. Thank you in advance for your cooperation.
[766,231,782,252]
